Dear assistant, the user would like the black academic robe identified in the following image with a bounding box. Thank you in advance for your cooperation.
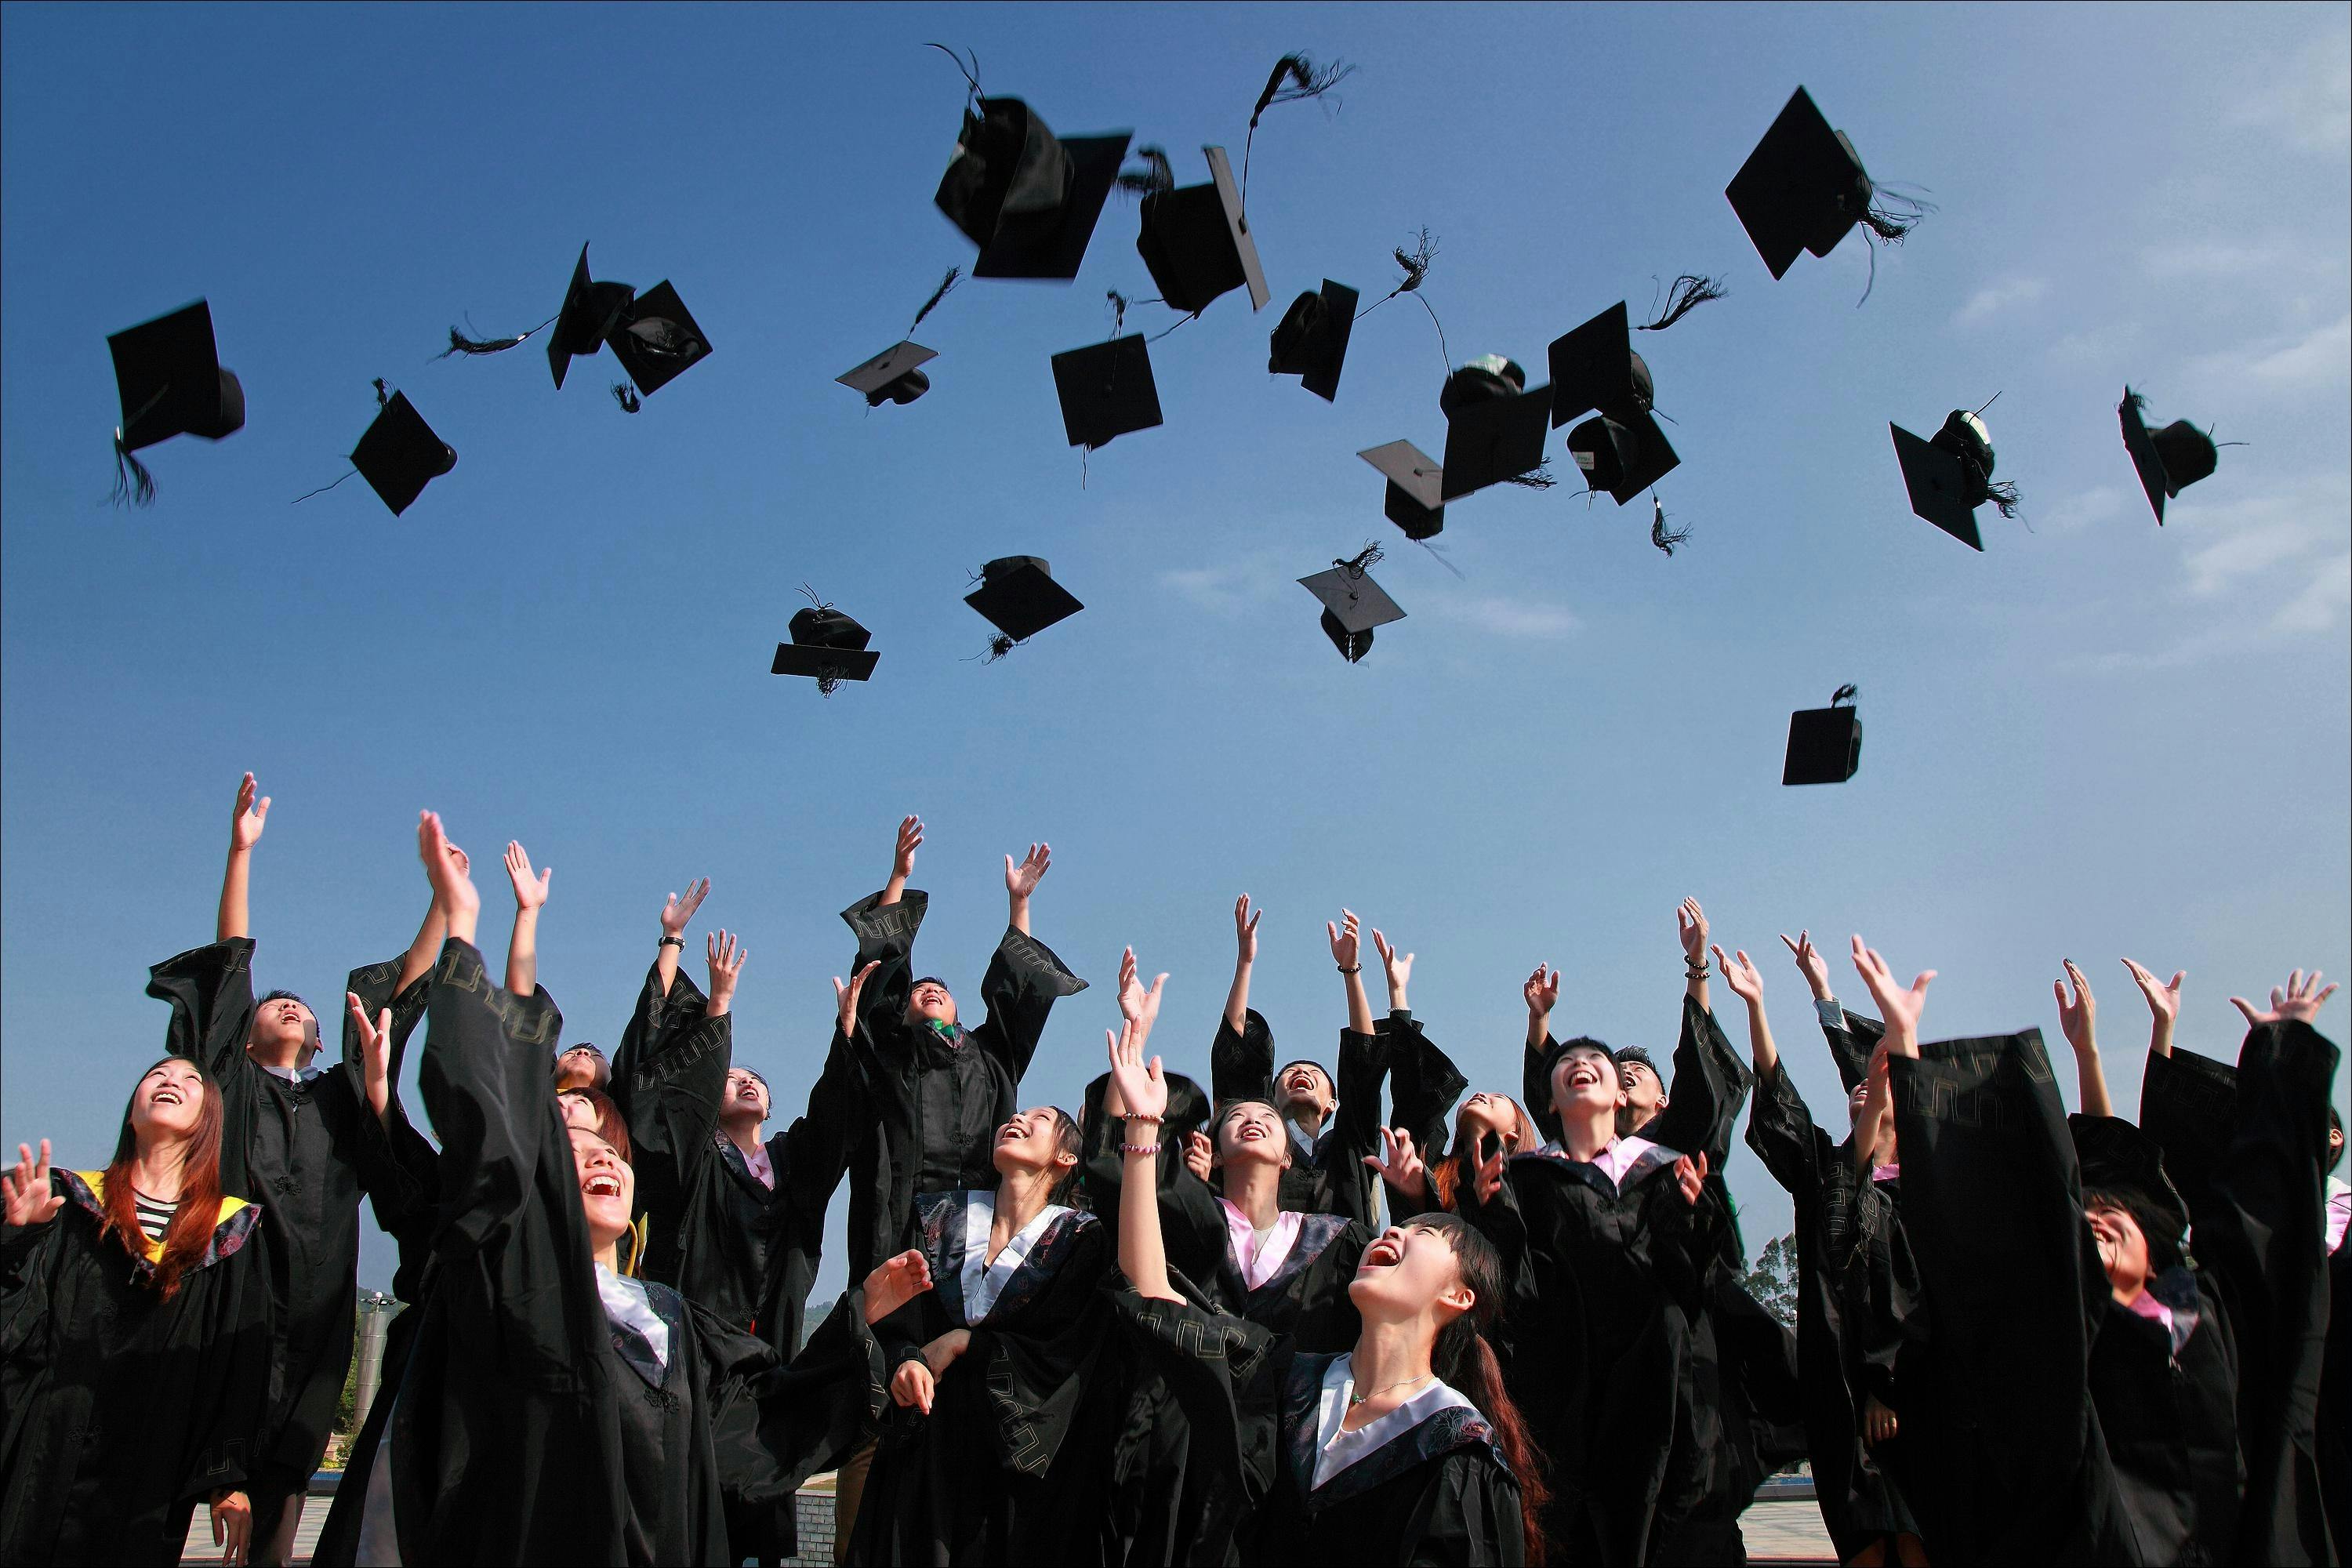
[841,889,1088,1278]
[2319,1237,2350,1563]
[850,1189,1116,1566]
[1210,1009,1389,1218]
[1745,1057,1926,1560]
[1462,1134,1722,1566]
[2140,1022,2339,1566]
[1887,1029,2141,1566]
[347,939,877,1566]
[146,937,416,1495]
[2085,1262,2242,1566]
[1381,1012,1469,1167]
[0,1172,272,1565]
[1113,1292,1527,1566]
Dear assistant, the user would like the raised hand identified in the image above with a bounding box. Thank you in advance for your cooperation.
[891,1359,936,1414]
[418,812,481,935]
[347,994,393,1120]
[1005,843,1051,901]
[1182,1130,1214,1183]
[503,842,551,911]
[833,959,880,1039]
[2230,969,2337,1027]
[1327,909,1363,971]
[659,878,710,938]
[1677,898,1710,965]
[1117,946,1148,1022]
[1673,1150,1710,1207]
[2121,957,2185,1057]
[1362,1127,1428,1202]
[1106,1008,1171,1127]
[1523,964,1561,1019]
[891,815,924,883]
[1234,894,1261,964]
[3,1140,63,1227]
[1780,930,1831,1000]
[2053,960,2096,1053]
[1715,945,1765,1007]
[706,931,748,1017]
[863,1248,935,1323]
[1849,935,1933,1055]
[229,772,270,852]
[1372,929,1415,1004]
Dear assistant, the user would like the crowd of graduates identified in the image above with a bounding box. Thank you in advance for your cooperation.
[2,774,2346,1568]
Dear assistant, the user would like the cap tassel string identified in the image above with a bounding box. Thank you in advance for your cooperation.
[110,435,157,507]
[291,379,390,503]
[1636,274,1728,332]
[1650,495,1692,556]
[610,384,641,414]
[1337,541,1384,579]
[909,268,961,333]
[924,42,983,105]
[1504,461,1558,491]
[438,313,558,359]
[1116,146,1175,199]
[1241,53,1355,205]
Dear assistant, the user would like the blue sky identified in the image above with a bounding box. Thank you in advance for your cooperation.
[5,2,2346,1294]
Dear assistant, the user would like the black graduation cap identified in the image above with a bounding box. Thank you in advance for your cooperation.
[1439,360,1553,500]
[1783,684,1861,786]
[1565,412,1679,506]
[606,282,711,398]
[771,604,879,693]
[966,556,1083,646]
[839,343,938,407]
[1269,280,1359,401]
[106,299,245,503]
[350,391,457,517]
[2068,1113,2190,1257]
[1726,86,1909,281]
[1300,553,1404,664]
[1359,441,1445,539]
[1548,303,1653,427]
[935,97,1133,280]
[1135,146,1271,317]
[2118,387,2220,524]
[1890,408,2018,550]
[547,244,637,390]
[1051,336,1163,450]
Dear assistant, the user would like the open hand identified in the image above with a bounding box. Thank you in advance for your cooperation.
[1363,1127,1428,1201]
[347,995,393,1120]
[1780,930,1831,1000]
[504,842,551,912]
[229,773,270,852]
[891,1359,935,1414]
[1327,909,1362,971]
[1677,898,1709,966]
[1116,946,1149,1023]
[2053,960,2095,1054]
[1523,964,1561,1020]
[1234,895,1262,963]
[209,1487,251,1566]
[2120,959,2184,1025]
[833,960,880,1039]
[1183,1130,1214,1183]
[1714,946,1764,1007]
[2230,969,2337,1027]
[706,931,747,1015]
[1673,1151,1710,1207]
[1372,930,1414,996]
[659,879,710,938]
[863,1248,934,1323]
[418,813,480,924]
[1106,1004,1170,1126]
[1850,936,1932,1055]
[1005,844,1051,902]
[891,815,924,882]
[3,1140,63,1228]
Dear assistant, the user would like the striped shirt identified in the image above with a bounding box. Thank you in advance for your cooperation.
[131,1189,177,1245]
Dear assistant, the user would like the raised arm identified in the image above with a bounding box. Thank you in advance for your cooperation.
[1329,909,1374,1036]
[654,877,710,999]
[501,841,554,997]
[1225,894,1260,1036]
[1678,898,1712,1014]
[2121,957,2184,1059]
[1715,946,1778,1082]
[1005,840,1049,938]
[216,772,269,942]
[842,818,928,1031]
[1523,964,1561,1134]
[2053,960,2113,1116]
[881,815,920,907]
[1108,967,1180,1303]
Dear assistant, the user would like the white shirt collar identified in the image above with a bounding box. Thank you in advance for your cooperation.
[595,1261,670,1370]
[260,1059,325,1084]
[2326,1174,2350,1254]
[1218,1199,1306,1289]
[960,1190,1070,1324]
[1287,1115,1334,1158]
[1312,1352,1474,1489]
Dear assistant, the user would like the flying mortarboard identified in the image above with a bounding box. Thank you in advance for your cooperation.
[350,390,458,517]
[549,245,637,390]
[771,601,879,695]
[606,282,712,398]
[1300,547,1404,663]
[1439,358,1553,500]
[1726,87,1922,285]
[1051,335,1163,450]
[1565,412,1679,506]
[1890,405,2020,550]
[1783,685,1862,786]
[839,342,938,407]
[1134,145,1270,318]
[1548,303,1653,428]
[935,95,1134,281]
[106,299,245,505]
[1269,280,1359,401]
[1359,441,1445,539]
[966,556,1084,652]
[2118,388,2220,524]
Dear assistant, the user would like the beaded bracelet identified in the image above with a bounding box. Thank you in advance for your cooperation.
[1120,1142,1163,1156]
[1122,1111,1165,1124]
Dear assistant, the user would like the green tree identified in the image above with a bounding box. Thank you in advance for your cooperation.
[1740,1232,1798,1327]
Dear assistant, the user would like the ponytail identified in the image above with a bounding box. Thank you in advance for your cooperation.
[1420,1211,1551,1566]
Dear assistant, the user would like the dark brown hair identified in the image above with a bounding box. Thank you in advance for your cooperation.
[1421,1211,1550,1565]
[560,1086,632,1163]
[1431,1096,1542,1210]
[101,1058,228,1301]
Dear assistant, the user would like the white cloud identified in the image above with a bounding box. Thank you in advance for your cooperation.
[1157,564,1281,615]
[2140,238,2292,279]
[2271,552,2351,633]
[2042,485,2127,532]
[2183,314,2352,397]
[1439,595,1581,641]
[1951,276,2048,327]
[2226,28,2351,154]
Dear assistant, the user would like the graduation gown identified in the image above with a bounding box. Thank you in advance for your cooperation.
[1462,1132,1722,1566]
[1113,1292,1526,1566]
[146,937,416,1494]
[0,1172,271,1565]
[1380,1011,1469,1171]
[347,938,878,1566]
[850,1189,1116,1566]
[840,889,1088,1278]
[1210,1009,1389,1218]
[2140,1021,2339,1566]
[1745,1056,1926,1559]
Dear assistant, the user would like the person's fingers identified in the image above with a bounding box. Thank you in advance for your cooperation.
[1328,922,1339,946]
[2230,996,2259,1025]
[2169,971,2185,994]
[2317,983,2339,1005]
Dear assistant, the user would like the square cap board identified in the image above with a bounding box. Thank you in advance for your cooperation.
[1783,705,1861,785]
[839,342,938,394]
[1442,384,1554,499]
[1725,86,1871,278]
[1298,565,1406,634]
[108,299,244,448]
[771,643,880,681]
[350,392,456,517]
[966,557,1084,641]
[1051,335,1163,448]
[1134,146,1272,315]
[1890,423,1982,550]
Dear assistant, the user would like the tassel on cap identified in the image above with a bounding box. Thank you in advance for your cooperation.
[1116,146,1174,198]
[438,314,557,359]
[111,434,158,508]
[611,384,641,414]
[1651,495,1692,555]
[1637,274,1729,332]
[909,268,961,332]
[1243,53,1356,201]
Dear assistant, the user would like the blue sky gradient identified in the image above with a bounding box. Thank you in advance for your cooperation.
[5,2,2347,1293]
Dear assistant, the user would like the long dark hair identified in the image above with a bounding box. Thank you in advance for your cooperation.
[1421,1211,1550,1566]
[1047,1107,1083,1205]
[1430,1096,1541,1210]
[101,1058,228,1301]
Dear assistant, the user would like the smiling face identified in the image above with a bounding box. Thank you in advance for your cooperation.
[249,993,318,1063]
[1275,1062,1334,1119]
[1618,1059,1666,1120]
[1457,1093,1525,1153]
[554,1045,608,1093]
[1215,1100,1292,1170]
[992,1106,1077,1185]
[905,978,958,1028]
[722,1068,770,1124]
[1549,1045,1627,1123]
[571,1127,636,1254]
[131,1059,209,1141]
[1348,1221,1477,1323]
[2086,1197,2152,1303]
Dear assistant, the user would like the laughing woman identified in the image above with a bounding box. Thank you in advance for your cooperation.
[0,1058,273,1566]
[1108,966,1543,1566]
